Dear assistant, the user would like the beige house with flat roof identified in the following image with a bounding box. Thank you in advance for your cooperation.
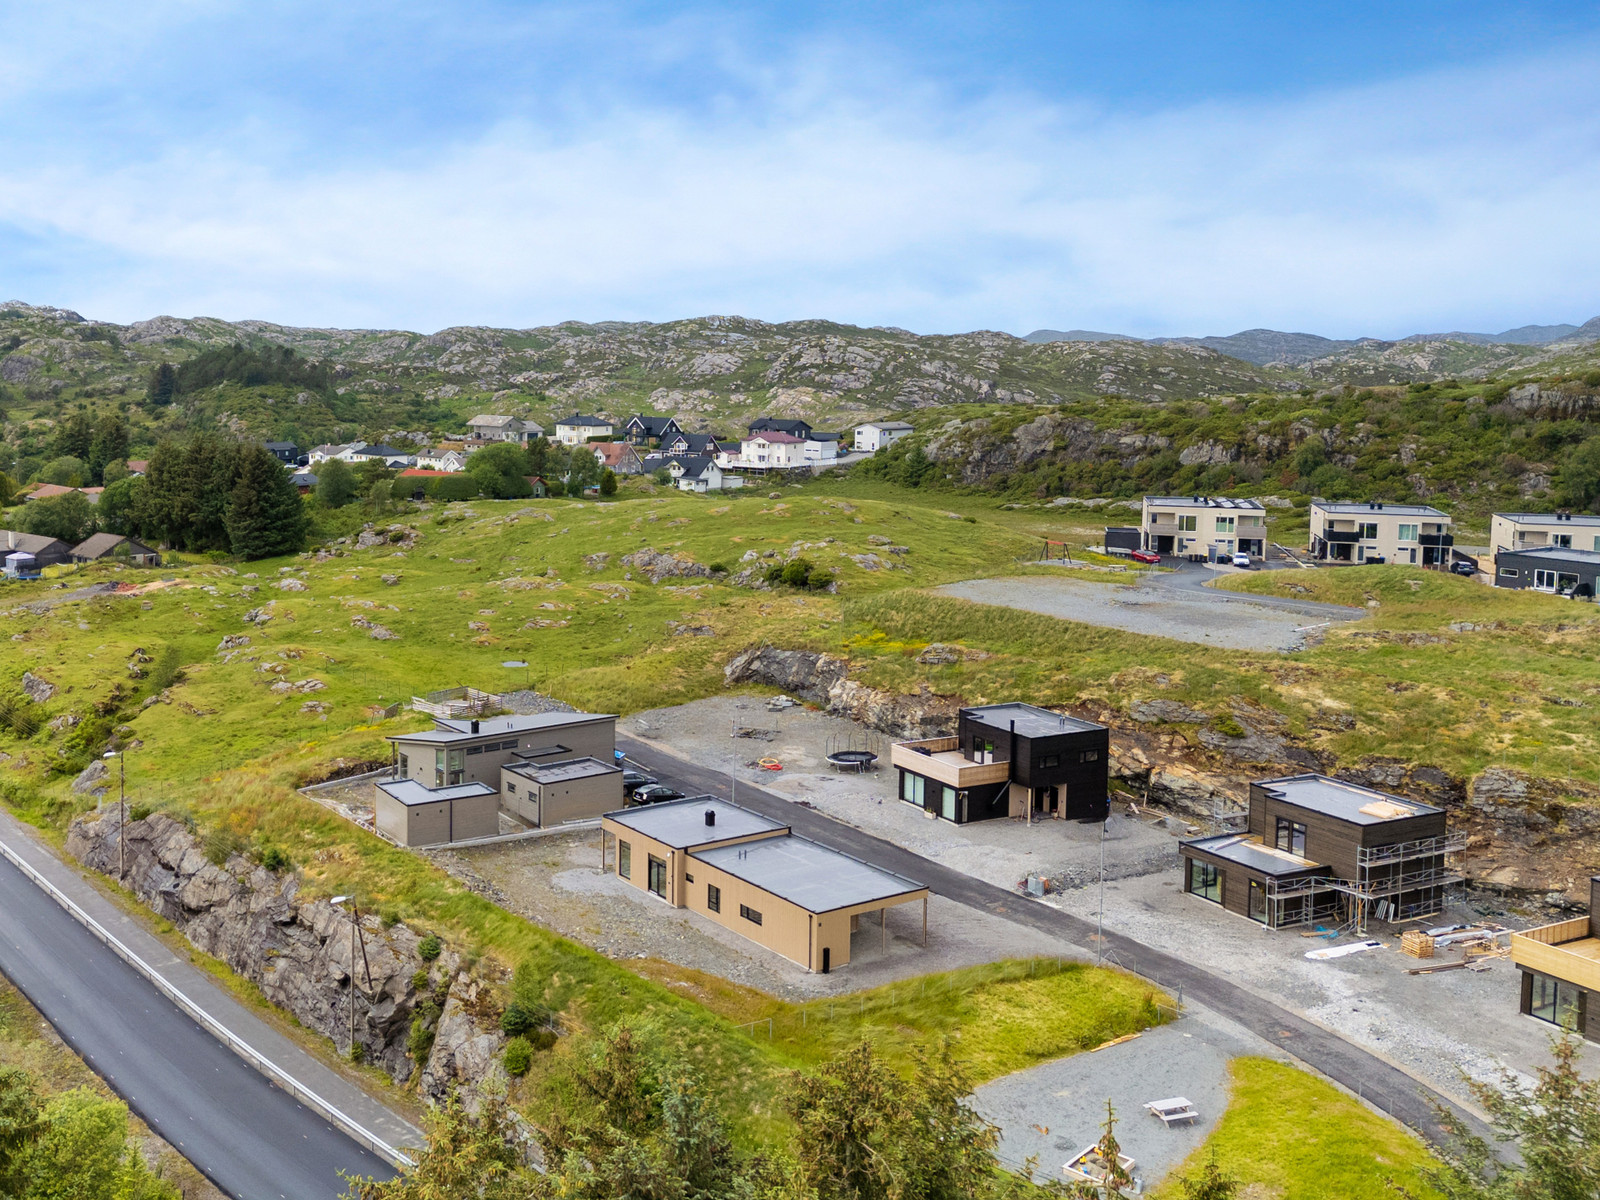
[500,757,622,828]
[601,797,928,973]
[374,779,499,846]
[1141,496,1267,560]
[1490,512,1600,557]
[1309,501,1453,566]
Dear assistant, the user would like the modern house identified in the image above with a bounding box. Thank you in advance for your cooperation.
[1308,501,1453,565]
[623,415,683,445]
[749,417,813,440]
[500,757,623,828]
[890,703,1109,824]
[554,414,614,445]
[0,531,74,569]
[668,455,742,493]
[467,415,545,444]
[1492,546,1600,600]
[416,447,468,472]
[264,441,301,465]
[1510,876,1600,1040]
[591,442,647,476]
[1141,496,1267,560]
[1180,774,1465,930]
[1489,512,1600,557]
[70,533,161,566]
[601,797,929,973]
[376,711,620,846]
[853,420,914,453]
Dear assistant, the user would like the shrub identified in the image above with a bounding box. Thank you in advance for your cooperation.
[203,827,247,866]
[1584,370,1600,389]
[417,934,442,961]
[259,846,290,872]
[502,1037,533,1077]
[408,1015,435,1064]
[1213,715,1247,739]
[500,1001,543,1036]
[411,969,430,992]
[806,565,835,590]
[128,804,153,823]
[147,644,183,691]
[707,562,728,574]
[779,558,814,587]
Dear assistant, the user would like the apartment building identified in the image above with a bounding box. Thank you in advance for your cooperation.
[890,702,1109,824]
[1489,512,1600,557]
[1309,501,1453,565]
[1180,774,1464,930]
[1140,496,1267,560]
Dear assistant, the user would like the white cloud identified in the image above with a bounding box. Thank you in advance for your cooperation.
[1,34,1598,335]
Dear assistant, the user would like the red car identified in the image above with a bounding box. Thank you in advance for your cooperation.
[1130,550,1161,564]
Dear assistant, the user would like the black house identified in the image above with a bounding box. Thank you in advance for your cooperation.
[264,441,300,464]
[748,417,813,439]
[623,415,683,445]
[1493,546,1600,599]
[890,702,1109,824]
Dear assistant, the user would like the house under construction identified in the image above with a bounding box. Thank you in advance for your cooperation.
[1179,774,1465,932]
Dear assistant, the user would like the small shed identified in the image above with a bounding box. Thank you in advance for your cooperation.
[3,551,39,580]
[374,778,499,846]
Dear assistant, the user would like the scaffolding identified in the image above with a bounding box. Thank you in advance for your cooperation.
[1265,831,1468,934]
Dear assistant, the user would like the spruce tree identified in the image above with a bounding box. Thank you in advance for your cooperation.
[146,363,176,408]
[226,444,308,560]
[87,414,129,486]
[50,411,93,463]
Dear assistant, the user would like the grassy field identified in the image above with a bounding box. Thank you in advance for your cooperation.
[1153,1058,1440,1200]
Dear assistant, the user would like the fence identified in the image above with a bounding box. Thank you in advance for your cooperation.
[410,687,503,719]
[0,835,415,1169]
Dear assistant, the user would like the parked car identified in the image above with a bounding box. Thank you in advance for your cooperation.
[629,784,684,806]
[1231,552,1251,568]
[1130,550,1161,564]
[1450,560,1478,576]
[621,770,658,795]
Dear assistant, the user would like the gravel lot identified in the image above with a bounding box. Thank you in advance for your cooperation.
[1050,872,1600,1109]
[973,1020,1258,1189]
[626,695,1181,894]
[934,573,1358,652]
[444,829,1067,1000]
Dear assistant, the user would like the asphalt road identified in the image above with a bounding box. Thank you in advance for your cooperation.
[0,853,395,1200]
[618,732,1492,1148]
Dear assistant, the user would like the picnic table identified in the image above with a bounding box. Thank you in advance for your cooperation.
[1144,1097,1199,1126]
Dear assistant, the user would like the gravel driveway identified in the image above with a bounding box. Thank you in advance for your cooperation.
[934,571,1363,652]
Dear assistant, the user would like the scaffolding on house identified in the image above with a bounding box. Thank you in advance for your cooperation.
[1265,831,1469,934]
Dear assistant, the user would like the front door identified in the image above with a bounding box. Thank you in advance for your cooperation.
[647,855,667,899]
[1248,880,1266,924]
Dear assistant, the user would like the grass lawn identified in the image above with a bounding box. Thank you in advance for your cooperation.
[1153,1058,1440,1200]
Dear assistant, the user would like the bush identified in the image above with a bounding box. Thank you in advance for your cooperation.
[707,561,727,574]
[1213,715,1247,739]
[779,558,814,587]
[128,804,153,822]
[807,565,835,590]
[147,644,182,691]
[502,1037,533,1077]
[418,934,442,961]
[202,827,246,866]
[430,475,480,503]
[408,1015,436,1065]
[500,1000,543,1036]
[259,846,290,872]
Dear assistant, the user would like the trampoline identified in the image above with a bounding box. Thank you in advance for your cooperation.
[826,749,879,773]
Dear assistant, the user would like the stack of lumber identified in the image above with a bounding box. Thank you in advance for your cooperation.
[1400,930,1435,959]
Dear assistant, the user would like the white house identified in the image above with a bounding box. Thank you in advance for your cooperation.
[803,432,841,462]
[668,455,744,493]
[345,444,415,467]
[739,432,806,470]
[853,421,914,453]
[416,447,468,472]
[554,413,614,446]
[467,415,545,444]
[309,442,363,464]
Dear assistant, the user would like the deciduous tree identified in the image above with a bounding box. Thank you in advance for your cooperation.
[316,458,358,509]
[18,492,96,544]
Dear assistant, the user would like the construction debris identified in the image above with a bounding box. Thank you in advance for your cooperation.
[1401,931,1435,959]
[1305,939,1383,961]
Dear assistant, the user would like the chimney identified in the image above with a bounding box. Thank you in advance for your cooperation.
[705,809,716,827]
[470,719,480,734]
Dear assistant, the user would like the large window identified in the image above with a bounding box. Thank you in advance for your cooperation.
[435,748,464,787]
[940,785,957,822]
[707,884,721,913]
[647,856,667,898]
[1554,533,1573,548]
[1187,858,1221,904]
[1177,515,1197,532]
[1275,818,1307,857]
[1529,972,1583,1029]
[1247,880,1266,923]
[617,840,631,879]
[1215,516,1235,533]
[1396,524,1418,542]
[899,770,927,807]
[1360,522,1379,540]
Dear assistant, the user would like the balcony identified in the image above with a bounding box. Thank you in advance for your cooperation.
[1511,918,1600,992]
[1419,534,1454,547]
[890,737,1012,789]
[1321,529,1360,544]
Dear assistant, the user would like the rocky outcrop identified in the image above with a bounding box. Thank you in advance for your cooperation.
[621,547,714,584]
[20,672,54,703]
[723,646,959,738]
[66,811,503,1098]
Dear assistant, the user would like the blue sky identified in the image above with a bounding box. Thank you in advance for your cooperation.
[2,1,1599,337]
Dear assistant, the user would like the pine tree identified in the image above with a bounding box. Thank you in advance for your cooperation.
[226,444,309,560]
[87,413,130,486]
[50,410,93,463]
[146,363,176,408]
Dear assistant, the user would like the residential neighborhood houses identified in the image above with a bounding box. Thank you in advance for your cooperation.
[467,414,545,443]
[853,419,914,452]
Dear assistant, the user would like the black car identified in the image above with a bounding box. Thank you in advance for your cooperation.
[629,784,684,806]
[1450,560,1478,576]
[621,770,658,795]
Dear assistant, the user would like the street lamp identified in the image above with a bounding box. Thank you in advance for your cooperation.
[103,750,126,880]
[329,896,374,1059]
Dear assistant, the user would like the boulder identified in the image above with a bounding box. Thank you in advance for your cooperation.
[20,672,54,703]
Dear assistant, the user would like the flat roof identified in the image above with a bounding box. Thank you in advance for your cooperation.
[1497,546,1600,565]
[1495,512,1600,527]
[376,779,496,807]
[1312,502,1450,518]
[505,756,618,784]
[1256,774,1442,824]
[1143,496,1265,510]
[391,711,612,745]
[1183,834,1324,877]
[602,796,787,848]
[694,833,926,912]
[962,702,1104,738]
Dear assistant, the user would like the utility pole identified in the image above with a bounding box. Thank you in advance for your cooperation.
[331,896,373,1058]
